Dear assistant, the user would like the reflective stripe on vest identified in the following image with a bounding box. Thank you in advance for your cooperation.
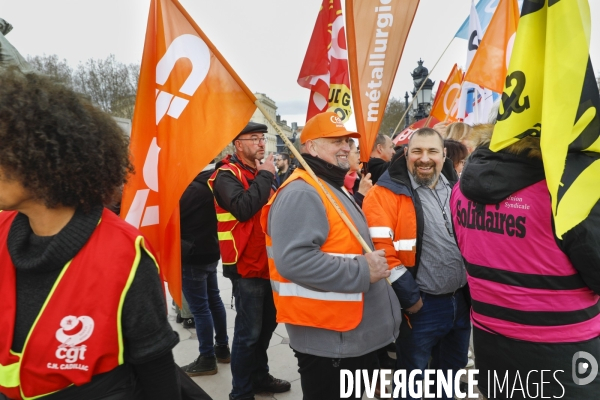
[271,282,362,302]
[216,213,237,222]
[368,227,393,239]
[368,227,412,283]
[269,250,362,302]
[393,239,417,251]
[0,209,150,399]
[218,231,234,241]
[0,363,19,391]
[261,169,365,332]
[452,181,600,343]
[368,225,416,255]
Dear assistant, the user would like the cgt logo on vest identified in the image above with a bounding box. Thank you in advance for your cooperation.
[455,200,527,238]
[48,316,95,372]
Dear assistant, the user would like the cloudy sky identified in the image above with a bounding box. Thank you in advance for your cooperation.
[2,0,600,130]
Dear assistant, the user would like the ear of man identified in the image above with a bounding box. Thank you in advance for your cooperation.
[233,140,242,152]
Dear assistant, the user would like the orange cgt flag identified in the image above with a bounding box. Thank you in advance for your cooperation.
[121,0,257,306]
[346,0,420,162]
[298,0,352,123]
[463,0,520,94]
[430,64,464,122]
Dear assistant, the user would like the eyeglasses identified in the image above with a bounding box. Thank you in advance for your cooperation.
[275,158,282,162]
[237,137,266,144]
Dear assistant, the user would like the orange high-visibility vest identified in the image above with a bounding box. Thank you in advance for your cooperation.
[362,185,417,274]
[0,209,155,400]
[261,169,364,332]
[208,162,253,267]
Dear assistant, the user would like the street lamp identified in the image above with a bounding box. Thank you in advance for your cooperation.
[404,91,410,129]
[410,59,434,122]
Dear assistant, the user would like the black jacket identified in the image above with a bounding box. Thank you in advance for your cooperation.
[276,166,294,187]
[461,146,600,294]
[374,152,458,308]
[366,157,390,185]
[179,169,220,267]
[212,155,275,223]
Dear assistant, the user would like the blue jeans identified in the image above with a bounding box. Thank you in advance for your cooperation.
[181,261,229,357]
[230,277,277,400]
[395,290,471,400]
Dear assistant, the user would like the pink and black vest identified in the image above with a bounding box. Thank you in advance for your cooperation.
[451,180,600,343]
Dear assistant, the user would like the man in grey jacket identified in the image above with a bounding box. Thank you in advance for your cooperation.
[263,112,401,400]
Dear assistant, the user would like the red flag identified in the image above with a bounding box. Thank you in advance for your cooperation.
[346,0,420,162]
[298,0,352,122]
[121,0,257,306]
[393,116,440,146]
[464,0,520,94]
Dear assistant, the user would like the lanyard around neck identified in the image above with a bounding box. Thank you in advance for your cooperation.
[428,184,453,237]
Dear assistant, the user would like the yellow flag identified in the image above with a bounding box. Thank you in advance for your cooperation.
[490,0,600,238]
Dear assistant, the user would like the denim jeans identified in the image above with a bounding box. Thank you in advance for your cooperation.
[229,277,277,400]
[181,261,229,357]
[395,290,471,400]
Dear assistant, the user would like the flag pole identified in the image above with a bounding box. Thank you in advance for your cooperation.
[424,115,433,128]
[174,0,382,273]
[391,37,456,137]
[255,101,378,258]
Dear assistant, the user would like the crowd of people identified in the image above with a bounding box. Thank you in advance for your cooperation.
[1,66,599,400]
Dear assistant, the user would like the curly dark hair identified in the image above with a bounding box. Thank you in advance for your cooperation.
[0,68,134,211]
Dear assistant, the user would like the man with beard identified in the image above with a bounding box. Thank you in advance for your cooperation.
[261,112,401,400]
[363,128,469,400]
[274,153,293,186]
[209,122,290,400]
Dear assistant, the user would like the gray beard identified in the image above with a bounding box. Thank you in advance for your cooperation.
[411,169,437,188]
[337,161,350,171]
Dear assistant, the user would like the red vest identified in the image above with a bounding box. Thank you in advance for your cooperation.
[208,157,272,279]
[0,209,152,399]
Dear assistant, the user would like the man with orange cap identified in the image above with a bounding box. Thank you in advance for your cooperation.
[261,112,401,400]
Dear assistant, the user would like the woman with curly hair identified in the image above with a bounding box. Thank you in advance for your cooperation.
[0,68,182,400]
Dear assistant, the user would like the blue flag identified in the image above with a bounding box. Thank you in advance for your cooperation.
[455,0,523,39]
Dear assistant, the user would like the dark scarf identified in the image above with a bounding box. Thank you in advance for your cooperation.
[8,205,103,272]
[299,153,348,189]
